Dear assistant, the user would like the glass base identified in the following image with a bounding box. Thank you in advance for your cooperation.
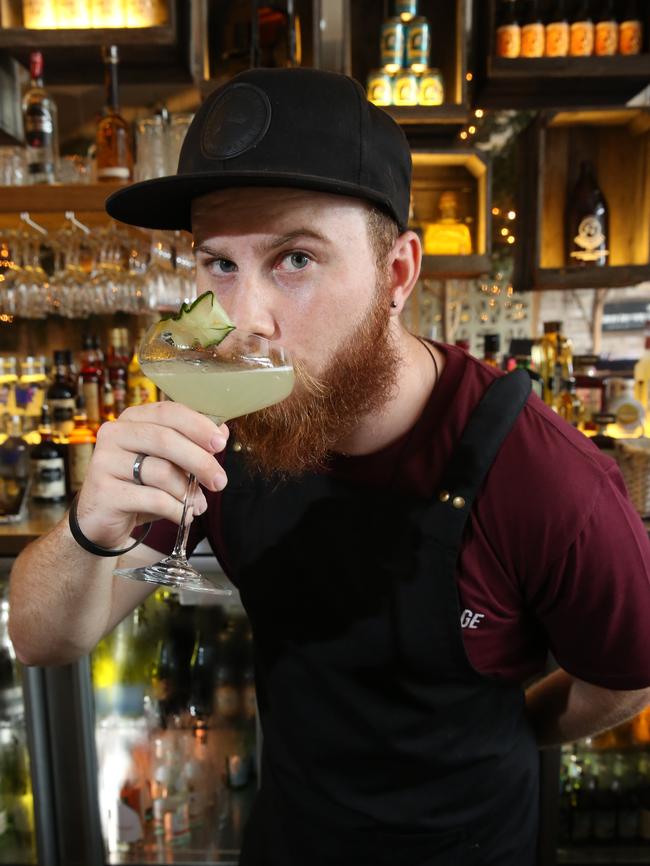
[114,555,232,596]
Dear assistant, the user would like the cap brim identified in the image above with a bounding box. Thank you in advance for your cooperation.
[105,171,404,232]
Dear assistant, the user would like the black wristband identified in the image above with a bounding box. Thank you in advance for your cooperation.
[68,495,152,558]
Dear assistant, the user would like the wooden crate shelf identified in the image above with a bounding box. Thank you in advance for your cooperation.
[514,108,650,292]
[473,0,650,109]
[346,0,469,129]
[411,149,491,279]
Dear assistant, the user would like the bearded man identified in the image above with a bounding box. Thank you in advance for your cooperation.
[9,69,650,866]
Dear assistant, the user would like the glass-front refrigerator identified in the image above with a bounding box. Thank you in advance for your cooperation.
[88,554,257,865]
[555,710,650,864]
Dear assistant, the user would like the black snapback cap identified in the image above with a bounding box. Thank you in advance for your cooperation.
[105,67,412,233]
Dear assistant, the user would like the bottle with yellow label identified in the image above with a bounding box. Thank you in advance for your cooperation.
[545,0,569,56]
[67,394,96,495]
[496,0,521,58]
[423,191,473,255]
[595,0,618,56]
[619,0,642,55]
[569,0,594,56]
[127,332,158,407]
[521,0,544,57]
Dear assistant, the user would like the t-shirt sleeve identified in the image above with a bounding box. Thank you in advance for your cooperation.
[142,505,207,557]
[529,465,650,690]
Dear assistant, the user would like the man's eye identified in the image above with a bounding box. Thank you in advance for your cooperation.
[280,251,310,271]
[205,258,237,274]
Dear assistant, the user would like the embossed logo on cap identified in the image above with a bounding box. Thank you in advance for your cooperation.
[201,83,272,161]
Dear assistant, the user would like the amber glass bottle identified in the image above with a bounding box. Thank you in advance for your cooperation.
[96,45,133,182]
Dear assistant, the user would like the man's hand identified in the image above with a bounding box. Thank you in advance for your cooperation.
[76,401,229,549]
[525,668,650,748]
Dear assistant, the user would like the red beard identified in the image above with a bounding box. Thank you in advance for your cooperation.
[232,284,400,477]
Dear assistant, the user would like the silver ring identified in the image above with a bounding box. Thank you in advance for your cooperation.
[132,453,148,485]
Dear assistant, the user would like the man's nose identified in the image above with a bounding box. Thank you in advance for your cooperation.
[227,278,277,339]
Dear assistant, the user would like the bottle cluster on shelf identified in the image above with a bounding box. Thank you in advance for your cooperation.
[3,0,169,29]
[473,319,650,436]
[91,594,256,855]
[366,1,445,107]
[496,0,644,60]
[0,327,158,514]
[3,45,192,188]
[559,724,650,849]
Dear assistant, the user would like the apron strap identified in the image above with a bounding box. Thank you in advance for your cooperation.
[428,368,532,545]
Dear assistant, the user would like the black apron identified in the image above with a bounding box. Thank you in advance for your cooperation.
[220,368,538,866]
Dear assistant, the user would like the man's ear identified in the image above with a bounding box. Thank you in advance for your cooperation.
[387,230,422,315]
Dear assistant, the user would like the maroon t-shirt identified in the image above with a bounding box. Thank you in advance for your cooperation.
[145,342,650,690]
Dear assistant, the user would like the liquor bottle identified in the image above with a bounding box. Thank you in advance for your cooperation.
[634,320,650,415]
[553,378,584,426]
[79,335,103,431]
[188,609,218,725]
[0,726,33,855]
[96,45,134,182]
[0,417,29,485]
[101,382,117,424]
[606,377,646,436]
[21,51,59,184]
[106,328,130,416]
[151,622,184,728]
[573,354,604,430]
[496,0,521,58]
[15,357,47,437]
[639,754,650,842]
[591,412,617,452]
[67,395,96,494]
[393,0,416,22]
[46,351,77,440]
[595,0,618,55]
[423,191,472,255]
[30,406,66,504]
[515,355,544,399]
[539,321,560,403]
[569,0,595,55]
[566,161,609,267]
[0,358,18,427]
[483,334,501,368]
[0,597,23,725]
[619,0,642,55]
[127,334,158,407]
[545,0,569,56]
[521,0,544,57]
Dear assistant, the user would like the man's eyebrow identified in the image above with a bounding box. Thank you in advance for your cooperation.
[193,229,330,258]
[261,228,330,250]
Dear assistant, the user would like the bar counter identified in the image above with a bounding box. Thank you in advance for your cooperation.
[2,502,650,559]
[0,502,69,557]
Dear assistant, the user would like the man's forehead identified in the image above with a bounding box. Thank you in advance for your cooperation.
[191,186,369,240]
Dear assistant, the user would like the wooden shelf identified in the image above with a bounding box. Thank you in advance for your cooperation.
[514,108,650,292]
[420,253,491,279]
[473,0,650,109]
[412,149,491,277]
[531,265,650,292]
[0,183,124,214]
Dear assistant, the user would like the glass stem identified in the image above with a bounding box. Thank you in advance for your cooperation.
[171,473,198,560]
